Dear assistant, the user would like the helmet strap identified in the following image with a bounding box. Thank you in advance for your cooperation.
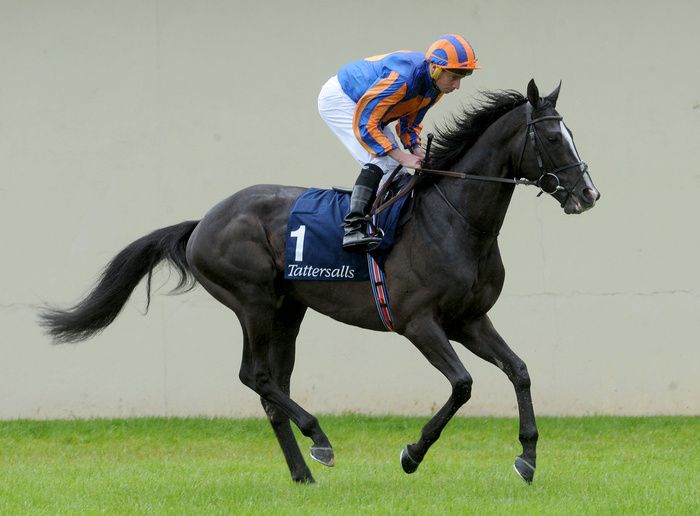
[430,64,442,81]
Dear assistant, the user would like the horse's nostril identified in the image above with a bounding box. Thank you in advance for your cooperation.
[583,188,599,204]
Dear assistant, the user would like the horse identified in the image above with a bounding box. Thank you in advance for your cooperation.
[40,79,600,484]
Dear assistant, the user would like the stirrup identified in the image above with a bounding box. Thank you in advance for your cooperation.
[342,228,383,252]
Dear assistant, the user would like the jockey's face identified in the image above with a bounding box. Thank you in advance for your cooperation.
[435,70,466,94]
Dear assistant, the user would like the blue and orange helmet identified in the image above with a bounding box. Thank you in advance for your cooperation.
[426,34,479,78]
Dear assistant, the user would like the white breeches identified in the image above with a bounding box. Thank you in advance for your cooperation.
[317,75,403,178]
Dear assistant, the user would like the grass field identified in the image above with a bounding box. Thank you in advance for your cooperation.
[0,416,697,514]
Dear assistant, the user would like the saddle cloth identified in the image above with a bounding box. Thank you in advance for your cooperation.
[284,187,409,281]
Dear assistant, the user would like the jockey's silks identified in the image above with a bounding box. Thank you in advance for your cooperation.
[337,51,443,157]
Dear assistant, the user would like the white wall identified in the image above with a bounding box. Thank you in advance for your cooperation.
[1,0,698,418]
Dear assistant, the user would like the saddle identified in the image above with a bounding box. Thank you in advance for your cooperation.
[284,173,413,282]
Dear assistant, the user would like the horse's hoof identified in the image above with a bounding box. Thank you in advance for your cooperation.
[400,445,421,474]
[292,473,316,484]
[310,446,335,467]
[513,456,536,484]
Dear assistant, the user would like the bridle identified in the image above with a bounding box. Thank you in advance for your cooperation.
[515,103,589,206]
[415,103,589,203]
[371,103,590,219]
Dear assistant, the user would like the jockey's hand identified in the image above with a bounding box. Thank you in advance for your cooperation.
[400,153,423,169]
[389,148,422,169]
[411,146,426,160]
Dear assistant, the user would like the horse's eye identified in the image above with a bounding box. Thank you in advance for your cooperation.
[547,135,559,143]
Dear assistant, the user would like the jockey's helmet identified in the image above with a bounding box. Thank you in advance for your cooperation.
[426,35,479,79]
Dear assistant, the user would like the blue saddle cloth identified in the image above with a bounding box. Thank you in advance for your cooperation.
[284,188,409,281]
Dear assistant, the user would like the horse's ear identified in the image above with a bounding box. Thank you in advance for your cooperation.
[546,81,562,107]
[527,79,540,107]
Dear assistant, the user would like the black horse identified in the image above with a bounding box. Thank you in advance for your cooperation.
[40,80,600,484]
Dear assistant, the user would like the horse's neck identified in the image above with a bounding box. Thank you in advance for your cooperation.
[432,120,520,238]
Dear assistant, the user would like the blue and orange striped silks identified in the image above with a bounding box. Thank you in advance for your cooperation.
[337,51,443,157]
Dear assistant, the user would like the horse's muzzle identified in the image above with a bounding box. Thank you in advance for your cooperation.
[564,186,600,214]
[564,177,600,214]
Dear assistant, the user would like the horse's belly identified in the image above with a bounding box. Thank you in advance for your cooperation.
[287,281,388,331]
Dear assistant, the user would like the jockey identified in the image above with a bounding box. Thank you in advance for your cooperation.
[318,34,478,252]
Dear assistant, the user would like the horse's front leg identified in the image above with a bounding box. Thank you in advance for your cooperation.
[450,314,538,483]
[399,316,473,474]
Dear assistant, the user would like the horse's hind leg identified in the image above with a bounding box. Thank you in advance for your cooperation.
[239,304,335,468]
[189,270,327,481]
[251,298,316,483]
[451,315,538,483]
[186,203,332,479]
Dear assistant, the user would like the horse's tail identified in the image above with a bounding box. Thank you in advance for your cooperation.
[39,220,199,343]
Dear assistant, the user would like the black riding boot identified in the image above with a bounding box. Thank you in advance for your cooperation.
[342,163,384,252]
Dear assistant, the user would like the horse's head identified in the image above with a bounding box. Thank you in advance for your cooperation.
[518,79,600,214]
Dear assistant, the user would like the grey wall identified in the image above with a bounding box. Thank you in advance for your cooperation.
[2,0,698,418]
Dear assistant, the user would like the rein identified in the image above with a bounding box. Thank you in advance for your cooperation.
[413,165,537,186]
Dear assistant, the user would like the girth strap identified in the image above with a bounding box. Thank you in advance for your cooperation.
[366,231,395,332]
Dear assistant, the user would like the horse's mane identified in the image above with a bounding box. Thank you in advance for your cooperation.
[429,90,527,170]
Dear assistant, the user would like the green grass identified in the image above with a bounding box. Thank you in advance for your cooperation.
[0,416,697,514]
